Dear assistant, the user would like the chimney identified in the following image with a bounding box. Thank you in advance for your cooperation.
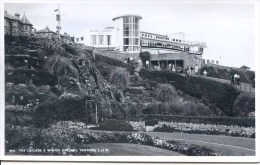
[45,26,49,30]
[14,13,20,19]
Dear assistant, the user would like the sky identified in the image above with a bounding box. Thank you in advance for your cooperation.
[4,0,257,70]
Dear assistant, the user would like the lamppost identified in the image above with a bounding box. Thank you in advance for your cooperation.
[86,100,98,125]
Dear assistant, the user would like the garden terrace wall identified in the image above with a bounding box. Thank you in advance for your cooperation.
[140,115,255,127]
[139,69,240,116]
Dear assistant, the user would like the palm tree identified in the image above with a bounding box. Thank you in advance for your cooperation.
[44,54,79,90]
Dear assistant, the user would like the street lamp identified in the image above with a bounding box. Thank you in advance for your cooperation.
[86,100,98,125]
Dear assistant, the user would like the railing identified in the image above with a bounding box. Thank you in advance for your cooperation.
[141,45,203,55]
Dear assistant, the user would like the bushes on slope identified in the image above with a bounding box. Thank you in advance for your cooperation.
[232,92,255,117]
[139,70,240,116]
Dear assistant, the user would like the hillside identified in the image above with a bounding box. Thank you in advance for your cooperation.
[200,64,255,87]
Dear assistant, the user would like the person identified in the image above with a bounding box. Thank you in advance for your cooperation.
[190,66,194,75]
[168,64,172,72]
[237,74,240,85]
[203,70,207,76]
[145,60,149,68]
[194,64,199,75]
[172,64,176,73]
[231,74,234,85]
[186,66,190,75]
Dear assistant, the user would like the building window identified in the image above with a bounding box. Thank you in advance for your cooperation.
[91,35,97,45]
[173,39,175,41]
[98,35,104,45]
[81,37,84,41]
[76,38,79,42]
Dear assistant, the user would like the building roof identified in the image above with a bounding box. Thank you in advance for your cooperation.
[4,11,19,21]
[36,26,57,34]
[112,14,142,21]
[4,11,33,25]
[20,14,32,25]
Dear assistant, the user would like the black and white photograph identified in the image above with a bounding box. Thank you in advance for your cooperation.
[1,0,259,162]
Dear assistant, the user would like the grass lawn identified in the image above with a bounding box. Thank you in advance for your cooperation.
[84,143,184,156]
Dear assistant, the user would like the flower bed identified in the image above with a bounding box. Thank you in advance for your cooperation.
[6,124,221,156]
[153,122,255,138]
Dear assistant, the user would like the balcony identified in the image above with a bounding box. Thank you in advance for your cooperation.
[141,44,203,55]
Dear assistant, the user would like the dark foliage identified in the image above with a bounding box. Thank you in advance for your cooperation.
[62,43,79,55]
[34,96,87,128]
[139,69,240,116]
[232,93,255,117]
[139,51,151,62]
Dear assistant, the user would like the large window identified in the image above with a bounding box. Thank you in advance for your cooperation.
[98,35,104,45]
[123,16,140,52]
[81,37,84,41]
[91,35,97,45]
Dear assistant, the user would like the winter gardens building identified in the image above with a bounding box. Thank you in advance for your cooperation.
[76,15,207,73]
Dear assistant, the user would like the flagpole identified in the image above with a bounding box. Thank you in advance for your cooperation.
[58,3,60,41]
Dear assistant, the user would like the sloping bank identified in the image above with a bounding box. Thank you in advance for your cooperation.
[139,69,241,116]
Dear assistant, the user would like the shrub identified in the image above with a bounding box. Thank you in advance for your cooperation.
[93,120,134,131]
[232,93,255,117]
[156,83,178,102]
[62,43,79,55]
[181,101,215,116]
[109,68,130,91]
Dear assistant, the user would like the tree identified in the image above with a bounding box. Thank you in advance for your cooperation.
[109,68,130,91]
[139,51,151,63]
[240,65,250,70]
[156,84,178,103]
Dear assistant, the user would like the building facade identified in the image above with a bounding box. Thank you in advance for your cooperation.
[4,11,34,36]
[75,14,207,72]
[36,26,74,45]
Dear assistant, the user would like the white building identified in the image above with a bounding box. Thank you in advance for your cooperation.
[75,14,207,72]
[76,14,142,53]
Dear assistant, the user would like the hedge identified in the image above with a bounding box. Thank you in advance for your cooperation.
[139,69,240,116]
[140,114,255,127]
